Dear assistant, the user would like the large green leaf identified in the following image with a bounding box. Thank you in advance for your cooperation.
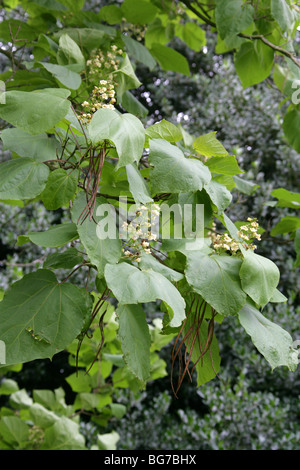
[185,253,246,316]
[41,417,86,450]
[104,263,186,327]
[121,0,158,24]
[271,188,300,209]
[149,139,211,193]
[27,223,79,247]
[271,216,300,236]
[0,416,29,448]
[215,0,254,40]
[117,304,151,383]
[175,22,206,52]
[0,158,49,200]
[235,41,274,88]
[239,300,298,371]
[145,119,183,146]
[0,89,71,134]
[121,35,156,70]
[115,54,142,98]
[71,192,122,276]
[39,62,82,90]
[41,169,78,210]
[204,180,232,212]
[43,248,83,270]
[56,33,85,72]
[271,0,294,32]
[1,128,60,162]
[204,155,243,176]
[240,252,280,307]
[139,253,184,282]
[0,270,93,366]
[149,44,190,76]
[126,163,153,204]
[283,109,300,153]
[88,109,145,168]
[193,132,228,158]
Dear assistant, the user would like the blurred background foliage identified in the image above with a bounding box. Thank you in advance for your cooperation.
[0,0,300,450]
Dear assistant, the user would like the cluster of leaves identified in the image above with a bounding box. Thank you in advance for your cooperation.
[0,0,299,422]
[0,306,171,450]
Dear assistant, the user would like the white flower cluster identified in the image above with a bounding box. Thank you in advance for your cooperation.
[210,218,261,255]
[79,45,123,124]
[121,204,160,263]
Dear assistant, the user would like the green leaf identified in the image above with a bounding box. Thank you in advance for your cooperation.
[0,269,93,366]
[126,163,153,204]
[43,248,83,270]
[193,132,228,158]
[145,119,183,146]
[97,431,120,450]
[0,416,29,447]
[0,89,71,134]
[122,34,156,70]
[205,155,243,176]
[54,28,107,50]
[149,139,211,194]
[239,252,280,307]
[0,158,49,201]
[271,0,294,32]
[215,0,254,40]
[27,223,78,247]
[89,109,145,168]
[239,300,298,372]
[175,22,206,52]
[56,33,85,72]
[204,180,232,212]
[115,54,142,98]
[120,91,149,119]
[271,188,300,209]
[139,254,184,282]
[99,5,123,24]
[0,379,19,395]
[185,253,247,316]
[41,169,78,210]
[270,288,288,303]
[149,44,190,76]
[294,228,300,267]
[117,304,151,383]
[235,41,274,88]
[121,0,158,24]
[29,403,60,429]
[71,192,122,276]
[39,62,81,90]
[283,109,300,153]
[144,18,169,48]
[41,417,86,450]
[1,128,60,162]
[271,216,300,236]
[104,263,186,327]
[233,175,260,195]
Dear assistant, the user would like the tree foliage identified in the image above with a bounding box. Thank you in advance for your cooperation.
[0,0,299,447]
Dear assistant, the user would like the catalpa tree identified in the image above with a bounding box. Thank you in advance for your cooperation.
[0,0,299,396]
